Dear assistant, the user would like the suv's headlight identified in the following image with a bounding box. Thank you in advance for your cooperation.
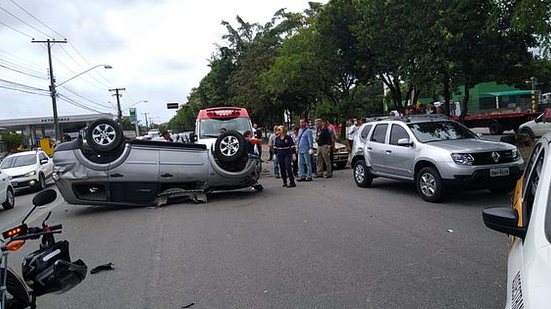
[25,171,36,177]
[512,148,521,161]
[451,153,474,165]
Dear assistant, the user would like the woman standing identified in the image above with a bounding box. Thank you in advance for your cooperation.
[274,125,296,188]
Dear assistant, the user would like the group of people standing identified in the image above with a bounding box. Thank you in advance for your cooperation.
[266,118,338,188]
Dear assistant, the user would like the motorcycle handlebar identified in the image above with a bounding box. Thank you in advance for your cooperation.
[12,230,61,241]
[48,224,62,231]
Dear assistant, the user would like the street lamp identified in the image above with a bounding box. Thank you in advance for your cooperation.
[50,64,112,142]
[122,100,148,112]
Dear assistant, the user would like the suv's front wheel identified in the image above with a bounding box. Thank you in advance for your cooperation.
[353,160,373,187]
[416,167,445,202]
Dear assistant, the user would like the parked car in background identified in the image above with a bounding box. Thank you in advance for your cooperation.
[312,141,349,169]
[519,108,551,139]
[0,169,15,210]
[0,150,53,192]
[53,118,262,207]
[482,132,551,308]
[350,115,524,202]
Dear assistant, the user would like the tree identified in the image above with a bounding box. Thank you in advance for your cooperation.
[2,132,24,151]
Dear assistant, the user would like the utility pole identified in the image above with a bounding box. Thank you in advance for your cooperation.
[32,39,67,142]
[109,88,126,123]
[142,112,149,129]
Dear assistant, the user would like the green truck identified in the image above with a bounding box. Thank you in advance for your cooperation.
[449,82,544,134]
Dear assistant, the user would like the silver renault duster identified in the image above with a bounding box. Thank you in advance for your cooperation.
[53,118,262,206]
[350,115,524,202]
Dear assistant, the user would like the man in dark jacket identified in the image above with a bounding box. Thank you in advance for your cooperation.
[315,119,332,178]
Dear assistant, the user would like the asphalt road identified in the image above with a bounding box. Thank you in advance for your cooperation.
[3,166,511,309]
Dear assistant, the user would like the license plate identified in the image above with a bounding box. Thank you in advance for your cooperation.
[490,167,509,177]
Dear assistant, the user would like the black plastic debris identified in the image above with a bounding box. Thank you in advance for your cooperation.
[90,262,114,274]
[182,303,195,308]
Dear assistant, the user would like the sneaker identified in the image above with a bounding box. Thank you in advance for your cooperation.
[282,183,287,187]
[275,175,280,179]
[325,175,332,178]
[297,178,306,182]
[313,174,322,178]
[287,183,296,188]
[305,177,313,181]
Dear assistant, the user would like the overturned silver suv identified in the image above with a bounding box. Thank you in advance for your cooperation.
[350,115,524,202]
[53,118,262,207]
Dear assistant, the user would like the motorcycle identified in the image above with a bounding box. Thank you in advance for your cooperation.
[0,189,87,309]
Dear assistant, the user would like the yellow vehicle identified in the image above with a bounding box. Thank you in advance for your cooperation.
[39,137,55,156]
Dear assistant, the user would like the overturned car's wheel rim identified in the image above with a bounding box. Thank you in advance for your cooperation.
[354,164,365,184]
[220,136,240,157]
[92,124,117,146]
[419,172,436,197]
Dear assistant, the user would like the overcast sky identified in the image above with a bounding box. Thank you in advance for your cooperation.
[0,0,325,125]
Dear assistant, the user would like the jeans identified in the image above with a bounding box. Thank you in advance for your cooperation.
[273,154,280,177]
[298,152,312,178]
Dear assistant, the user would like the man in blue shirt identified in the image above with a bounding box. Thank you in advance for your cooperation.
[296,118,314,181]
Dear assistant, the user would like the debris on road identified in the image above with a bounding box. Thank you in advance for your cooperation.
[90,262,115,274]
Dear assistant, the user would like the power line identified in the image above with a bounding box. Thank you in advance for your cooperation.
[5,1,115,88]
[9,0,65,39]
[0,19,33,38]
[50,52,107,91]
[0,58,45,76]
[59,86,114,109]
[58,94,106,114]
[68,42,116,87]
[0,63,47,79]
[0,84,50,96]
[0,78,49,92]
[59,45,112,88]
[0,49,45,71]
[0,6,52,38]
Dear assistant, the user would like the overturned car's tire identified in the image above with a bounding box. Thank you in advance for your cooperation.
[214,130,247,163]
[86,118,124,153]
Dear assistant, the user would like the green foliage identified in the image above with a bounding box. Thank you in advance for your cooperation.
[165,0,549,128]
[120,118,135,130]
[2,132,24,151]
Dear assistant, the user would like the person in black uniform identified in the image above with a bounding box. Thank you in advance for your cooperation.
[253,123,262,158]
[274,125,296,188]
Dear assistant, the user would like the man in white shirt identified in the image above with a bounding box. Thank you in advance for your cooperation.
[347,119,359,151]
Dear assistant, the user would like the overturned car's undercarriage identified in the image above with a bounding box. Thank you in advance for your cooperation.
[53,119,262,207]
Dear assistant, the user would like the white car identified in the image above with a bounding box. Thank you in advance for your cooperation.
[0,150,54,191]
[482,132,551,308]
[0,169,15,210]
[519,108,551,139]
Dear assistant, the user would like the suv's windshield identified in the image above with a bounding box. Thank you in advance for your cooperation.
[0,154,36,168]
[408,121,477,143]
[199,118,251,138]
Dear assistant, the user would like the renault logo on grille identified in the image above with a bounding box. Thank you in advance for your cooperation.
[491,151,500,163]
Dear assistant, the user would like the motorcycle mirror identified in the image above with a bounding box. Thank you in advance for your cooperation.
[42,211,52,227]
[32,189,57,207]
[22,189,57,224]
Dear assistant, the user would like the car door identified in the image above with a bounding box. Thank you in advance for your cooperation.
[0,170,8,200]
[367,123,389,174]
[38,151,53,178]
[506,141,547,309]
[159,147,209,184]
[384,124,416,179]
[108,146,160,204]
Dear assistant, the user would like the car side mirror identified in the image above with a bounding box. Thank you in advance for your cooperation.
[40,159,49,165]
[397,138,413,147]
[482,207,526,239]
